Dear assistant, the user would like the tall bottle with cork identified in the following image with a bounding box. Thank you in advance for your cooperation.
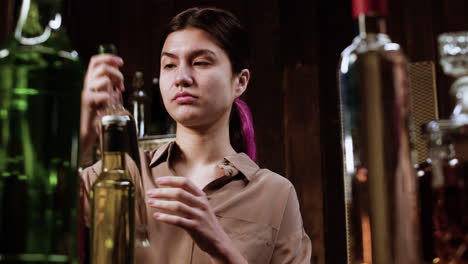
[337,0,421,262]
[0,0,82,262]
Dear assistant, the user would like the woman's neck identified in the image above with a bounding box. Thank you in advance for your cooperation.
[174,115,236,166]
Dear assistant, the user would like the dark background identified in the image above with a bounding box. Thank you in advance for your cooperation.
[1,0,467,263]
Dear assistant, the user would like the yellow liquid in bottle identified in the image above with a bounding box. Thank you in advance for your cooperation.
[90,170,135,264]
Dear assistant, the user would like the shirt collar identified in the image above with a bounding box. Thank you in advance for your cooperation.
[148,141,260,181]
[223,153,259,181]
[148,141,174,168]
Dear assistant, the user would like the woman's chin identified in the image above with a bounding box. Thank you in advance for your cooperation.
[172,111,204,128]
[170,106,228,129]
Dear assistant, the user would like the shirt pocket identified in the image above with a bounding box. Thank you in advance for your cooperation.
[216,215,277,263]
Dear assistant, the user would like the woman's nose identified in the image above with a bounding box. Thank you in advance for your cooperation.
[174,65,193,88]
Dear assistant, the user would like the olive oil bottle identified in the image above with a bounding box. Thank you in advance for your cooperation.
[90,115,135,264]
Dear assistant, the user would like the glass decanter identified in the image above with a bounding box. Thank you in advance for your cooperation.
[425,31,468,263]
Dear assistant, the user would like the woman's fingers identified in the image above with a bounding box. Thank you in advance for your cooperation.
[146,187,206,209]
[85,76,113,94]
[85,91,111,110]
[85,66,124,93]
[89,64,125,92]
[88,54,123,70]
[86,54,125,91]
[152,212,197,229]
[79,54,124,160]
[148,199,200,218]
[155,176,206,197]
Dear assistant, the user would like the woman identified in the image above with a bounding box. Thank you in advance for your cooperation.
[81,7,311,263]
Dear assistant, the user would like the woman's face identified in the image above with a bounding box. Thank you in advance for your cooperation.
[159,27,248,128]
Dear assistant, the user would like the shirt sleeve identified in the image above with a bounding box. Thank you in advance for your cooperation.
[79,150,149,227]
[271,185,312,264]
[80,162,101,227]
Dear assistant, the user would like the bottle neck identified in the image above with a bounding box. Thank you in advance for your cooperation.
[132,72,144,92]
[451,76,468,125]
[101,122,127,171]
[358,14,387,38]
[101,152,126,171]
[15,0,62,45]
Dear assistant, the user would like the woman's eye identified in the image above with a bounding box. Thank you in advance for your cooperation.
[193,61,210,66]
[164,64,175,69]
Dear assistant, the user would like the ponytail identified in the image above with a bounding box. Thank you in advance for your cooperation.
[230,98,256,162]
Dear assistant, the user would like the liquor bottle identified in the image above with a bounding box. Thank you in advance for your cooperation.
[337,0,421,263]
[90,115,135,264]
[422,120,468,263]
[96,44,150,247]
[0,0,82,263]
[416,121,454,263]
[424,31,468,263]
[129,71,151,138]
[150,77,175,135]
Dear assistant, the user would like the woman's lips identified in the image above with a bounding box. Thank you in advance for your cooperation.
[175,95,195,103]
[174,92,196,104]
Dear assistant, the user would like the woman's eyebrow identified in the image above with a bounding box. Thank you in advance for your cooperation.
[161,51,177,59]
[189,49,216,59]
[161,49,216,60]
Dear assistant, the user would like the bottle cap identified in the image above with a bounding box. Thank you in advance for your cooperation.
[353,0,388,18]
[101,115,129,127]
[101,115,129,152]
[132,72,144,90]
[98,44,118,55]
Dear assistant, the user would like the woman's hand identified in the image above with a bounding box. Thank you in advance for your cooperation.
[80,54,124,159]
[147,176,247,264]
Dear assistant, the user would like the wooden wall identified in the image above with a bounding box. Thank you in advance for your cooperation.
[0,0,15,46]
[2,0,468,263]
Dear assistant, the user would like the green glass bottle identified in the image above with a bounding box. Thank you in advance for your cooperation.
[0,0,82,263]
[90,115,135,264]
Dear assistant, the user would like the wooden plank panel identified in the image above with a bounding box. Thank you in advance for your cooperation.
[0,0,15,46]
[316,0,354,262]
[283,65,323,264]
[245,0,285,175]
[278,0,323,263]
[388,0,437,62]
[440,0,468,32]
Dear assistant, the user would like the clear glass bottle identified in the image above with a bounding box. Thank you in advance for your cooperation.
[422,120,468,263]
[417,120,459,263]
[423,31,468,263]
[129,71,150,138]
[337,0,421,262]
[96,44,150,248]
[91,115,135,264]
[0,0,82,263]
[149,77,175,135]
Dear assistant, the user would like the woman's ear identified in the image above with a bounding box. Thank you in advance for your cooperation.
[234,69,250,97]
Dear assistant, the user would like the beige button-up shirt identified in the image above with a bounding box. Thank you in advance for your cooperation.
[81,142,312,263]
